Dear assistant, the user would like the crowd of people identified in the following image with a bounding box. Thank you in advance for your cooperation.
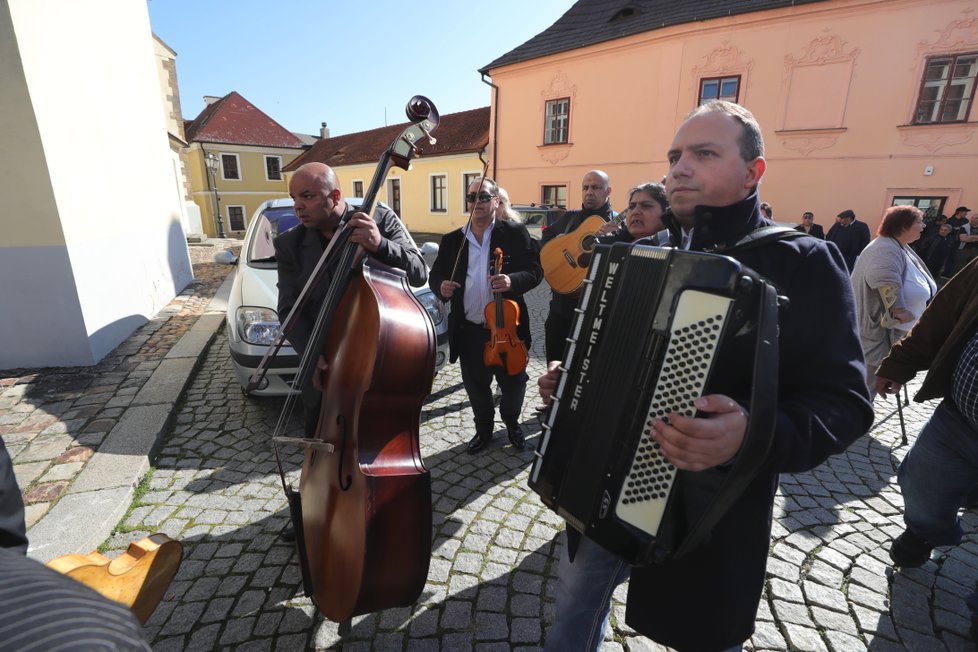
[4,97,973,650]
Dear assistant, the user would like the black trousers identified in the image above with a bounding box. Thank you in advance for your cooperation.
[458,321,527,434]
[544,311,573,363]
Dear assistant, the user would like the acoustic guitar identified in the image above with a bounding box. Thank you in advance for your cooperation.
[47,533,183,624]
[540,214,623,294]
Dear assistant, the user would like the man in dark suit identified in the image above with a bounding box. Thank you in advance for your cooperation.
[275,162,427,434]
[429,177,543,454]
[826,208,871,272]
[795,211,824,238]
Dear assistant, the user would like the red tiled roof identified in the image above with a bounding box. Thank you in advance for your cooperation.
[184,91,305,149]
[284,106,489,172]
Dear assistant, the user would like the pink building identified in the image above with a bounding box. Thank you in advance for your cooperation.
[482,0,977,233]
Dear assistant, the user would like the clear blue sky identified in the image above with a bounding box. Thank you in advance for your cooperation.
[147,0,577,137]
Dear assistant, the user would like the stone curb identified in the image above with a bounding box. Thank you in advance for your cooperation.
[26,274,235,562]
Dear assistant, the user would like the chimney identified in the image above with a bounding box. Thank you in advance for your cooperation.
[320,122,330,139]
[203,95,221,106]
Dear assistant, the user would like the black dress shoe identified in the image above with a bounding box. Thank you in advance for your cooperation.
[506,423,526,450]
[280,525,296,543]
[889,528,933,568]
[467,432,491,454]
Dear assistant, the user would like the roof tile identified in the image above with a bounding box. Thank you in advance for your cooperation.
[482,0,828,71]
[284,106,489,172]
[184,91,305,149]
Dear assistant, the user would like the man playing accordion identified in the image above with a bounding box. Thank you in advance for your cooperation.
[538,101,873,652]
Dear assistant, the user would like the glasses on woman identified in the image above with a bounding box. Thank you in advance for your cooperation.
[466,192,495,203]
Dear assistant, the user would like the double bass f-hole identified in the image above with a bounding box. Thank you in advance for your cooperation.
[336,414,352,491]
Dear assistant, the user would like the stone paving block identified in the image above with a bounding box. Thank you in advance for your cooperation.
[804,580,850,613]
[769,578,805,603]
[823,630,867,652]
[26,486,133,561]
[751,620,787,649]
[782,623,828,652]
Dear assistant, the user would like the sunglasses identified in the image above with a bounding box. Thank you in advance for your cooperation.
[466,192,496,203]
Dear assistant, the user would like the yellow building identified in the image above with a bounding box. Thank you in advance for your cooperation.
[482,0,978,233]
[185,92,307,237]
[285,107,490,235]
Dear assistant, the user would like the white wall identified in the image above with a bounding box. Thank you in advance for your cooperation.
[0,0,192,368]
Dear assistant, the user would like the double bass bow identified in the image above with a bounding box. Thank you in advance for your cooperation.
[262,96,441,622]
[483,247,528,375]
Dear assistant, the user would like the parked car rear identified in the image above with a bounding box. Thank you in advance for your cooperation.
[513,204,564,239]
[226,198,449,396]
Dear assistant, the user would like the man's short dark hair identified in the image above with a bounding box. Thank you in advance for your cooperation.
[837,209,856,220]
[687,100,764,162]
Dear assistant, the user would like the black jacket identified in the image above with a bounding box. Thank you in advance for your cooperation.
[428,220,542,363]
[615,193,873,650]
[826,219,871,271]
[274,201,427,358]
[794,222,825,239]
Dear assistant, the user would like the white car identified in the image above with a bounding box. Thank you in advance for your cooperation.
[226,198,449,396]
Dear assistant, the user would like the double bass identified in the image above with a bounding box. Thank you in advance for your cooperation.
[483,247,528,375]
[254,96,441,622]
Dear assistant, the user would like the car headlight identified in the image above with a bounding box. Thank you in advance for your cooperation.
[415,290,447,326]
[236,307,283,345]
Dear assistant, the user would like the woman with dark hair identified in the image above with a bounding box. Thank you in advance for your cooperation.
[851,205,936,397]
[597,182,669,245]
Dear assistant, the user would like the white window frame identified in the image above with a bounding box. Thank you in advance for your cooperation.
[430,173,448,213]
[544,98,570,145]
[221,153,241,181]
[264,155,283,181]
[226,204,246,231]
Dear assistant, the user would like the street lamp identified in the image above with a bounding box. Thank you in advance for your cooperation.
[204,152,226,238]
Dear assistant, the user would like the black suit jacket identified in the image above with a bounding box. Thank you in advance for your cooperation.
[795,223,825,239]
[428,220,542,363]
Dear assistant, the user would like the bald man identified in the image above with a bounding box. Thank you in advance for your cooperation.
[540,170,618,361]
[275,162,427,422]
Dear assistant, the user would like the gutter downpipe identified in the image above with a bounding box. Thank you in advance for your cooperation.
[480,72,499,180]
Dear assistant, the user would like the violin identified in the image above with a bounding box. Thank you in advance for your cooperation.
[483,247,529,375]
[47,533,183,624]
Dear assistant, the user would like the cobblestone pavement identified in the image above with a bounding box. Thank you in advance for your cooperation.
[1,242,239,534]
[92,279,974,652]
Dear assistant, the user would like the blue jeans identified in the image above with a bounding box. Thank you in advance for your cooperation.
[545,533,745,651]
[545,533,630,651]
[898,399,978,546]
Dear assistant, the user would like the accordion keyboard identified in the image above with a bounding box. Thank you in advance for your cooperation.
[615,289,732,535]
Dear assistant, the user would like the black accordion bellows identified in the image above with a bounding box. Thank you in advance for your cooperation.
[529,243,780,565]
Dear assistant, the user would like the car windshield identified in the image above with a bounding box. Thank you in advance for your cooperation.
[248,206,299,267]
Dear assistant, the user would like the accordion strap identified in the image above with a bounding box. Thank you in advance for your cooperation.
[673,278,780,559]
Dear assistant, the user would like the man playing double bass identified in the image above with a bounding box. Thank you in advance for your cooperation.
[275,162,427,435]
[429,177,542,455]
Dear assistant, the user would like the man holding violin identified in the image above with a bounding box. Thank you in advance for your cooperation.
[429,177,543,454]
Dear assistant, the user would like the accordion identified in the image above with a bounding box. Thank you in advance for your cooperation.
[529,243,779,564]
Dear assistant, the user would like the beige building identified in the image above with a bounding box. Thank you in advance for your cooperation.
[184,92,307,237]
[285,107,491,235]
[482,0,977,233]
[0,0,193,368]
